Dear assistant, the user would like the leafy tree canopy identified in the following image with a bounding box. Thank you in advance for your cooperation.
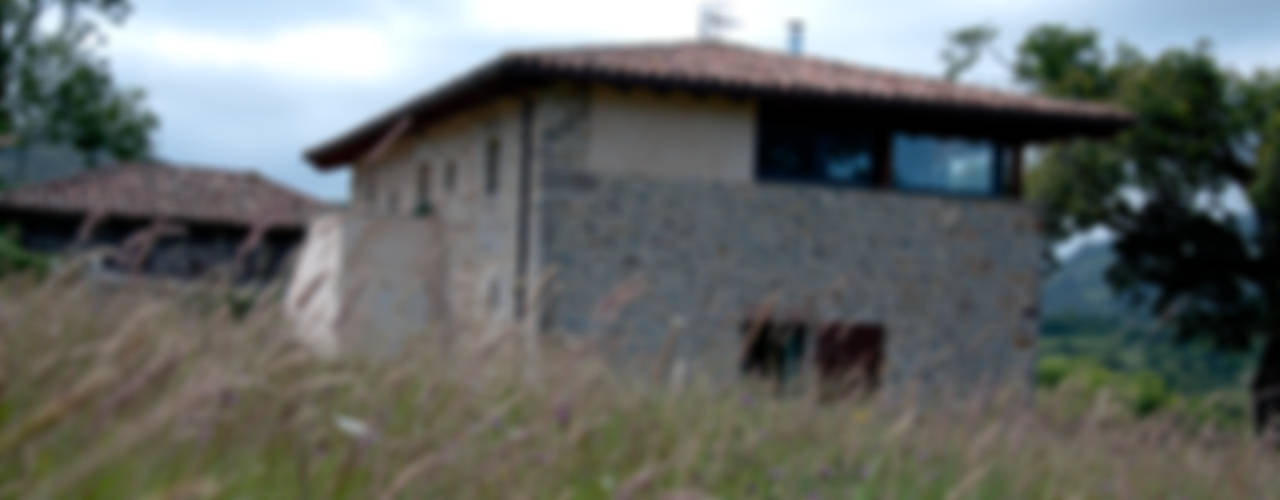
[0,0,156,164]
[993,23,1280,428]
[941,23,999,82]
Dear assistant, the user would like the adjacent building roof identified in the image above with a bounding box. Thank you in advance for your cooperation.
[0,163,326,227]
[306,40,1133,169]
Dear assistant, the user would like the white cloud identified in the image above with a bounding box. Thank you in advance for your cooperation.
[101,0,1280,200]
[110,22,406,85]
[461,0,698,39]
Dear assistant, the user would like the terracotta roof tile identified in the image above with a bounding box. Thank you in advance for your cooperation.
[0,163,325,227]
[306,40,1132,168]
[510,41,1127,119]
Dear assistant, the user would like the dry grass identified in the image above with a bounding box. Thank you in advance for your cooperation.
[1,274,1278,499]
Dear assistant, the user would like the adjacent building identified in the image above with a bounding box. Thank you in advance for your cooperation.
[0,162,325,281]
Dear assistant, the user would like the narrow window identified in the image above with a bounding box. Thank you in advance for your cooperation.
[445,161,458,193]
[416,162,432,215]
[485,137,501,196]
[816,323,884,401]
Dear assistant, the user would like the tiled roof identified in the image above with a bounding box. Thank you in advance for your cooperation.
[0,163,325,227]
[509,41,1127,120]
[306,40,1133,168]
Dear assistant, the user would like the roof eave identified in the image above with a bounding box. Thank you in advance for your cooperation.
[305,56,1134,169]
[305,56,546,170]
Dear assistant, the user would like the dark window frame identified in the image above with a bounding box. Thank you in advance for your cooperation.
[755,113,882,188]
[754,105,1021,199]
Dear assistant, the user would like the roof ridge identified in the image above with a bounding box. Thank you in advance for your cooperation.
[562,40,1119,112]
[1,163,129,195]
[0,162,323,226]
[509,38,710,57]
[512,39,1122,114]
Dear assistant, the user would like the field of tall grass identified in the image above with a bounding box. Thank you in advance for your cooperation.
[1,272,1278,499]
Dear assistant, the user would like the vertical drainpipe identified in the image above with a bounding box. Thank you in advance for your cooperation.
[514,97,535,320]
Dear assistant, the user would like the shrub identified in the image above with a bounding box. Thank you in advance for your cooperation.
[1034,354,1073,389]
[0,225,48,278]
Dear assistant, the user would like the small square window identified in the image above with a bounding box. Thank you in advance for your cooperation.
[816,323,884,401]
[740,317,808,389]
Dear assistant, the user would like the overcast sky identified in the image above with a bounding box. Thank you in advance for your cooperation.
[103,0,1280,201]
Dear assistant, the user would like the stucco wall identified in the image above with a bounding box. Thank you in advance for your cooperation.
[538,171,1043,395]
[584,86,756,183]
[286,213,445,356]
[352,96,527,323]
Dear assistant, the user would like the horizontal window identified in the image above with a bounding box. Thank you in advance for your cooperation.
[891,134,997,196]
[755,104,1017,198]
[758,125,876,186]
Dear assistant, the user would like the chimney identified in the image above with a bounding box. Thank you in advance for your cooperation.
[788,19,804,55]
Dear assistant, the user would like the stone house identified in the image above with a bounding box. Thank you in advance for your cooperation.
[301,40,1129,394]
[0,162,325,281]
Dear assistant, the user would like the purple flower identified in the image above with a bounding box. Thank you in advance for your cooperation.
[555,401,573,429]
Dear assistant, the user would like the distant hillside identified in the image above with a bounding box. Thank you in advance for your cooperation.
[1045,213,1257,319]
[1040,242,1254,394]
[1043,244,1123,318]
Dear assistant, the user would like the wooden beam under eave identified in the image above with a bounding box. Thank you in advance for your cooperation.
[72,209,108,248]
[357,116,413,166]
[233,221,272,279]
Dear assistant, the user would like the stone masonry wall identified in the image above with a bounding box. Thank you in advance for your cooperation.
[538,171,1044,395]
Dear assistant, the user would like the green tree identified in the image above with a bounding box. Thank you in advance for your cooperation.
[940,23,999,82]
[0,0,156,164]
[1011,24,1280,431]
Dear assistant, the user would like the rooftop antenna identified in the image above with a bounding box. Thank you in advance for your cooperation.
[698,2,736,41]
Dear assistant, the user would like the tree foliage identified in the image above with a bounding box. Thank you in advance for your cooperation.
[0,224,46,276]
[941,24,998,82]
[0,0,156,164]
[1008,24,1280,428]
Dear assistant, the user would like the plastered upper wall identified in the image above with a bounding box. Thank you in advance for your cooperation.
[353,82,757,219]
[351,96,526,323]
[584,85,756,183]
[346,84,596,328]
